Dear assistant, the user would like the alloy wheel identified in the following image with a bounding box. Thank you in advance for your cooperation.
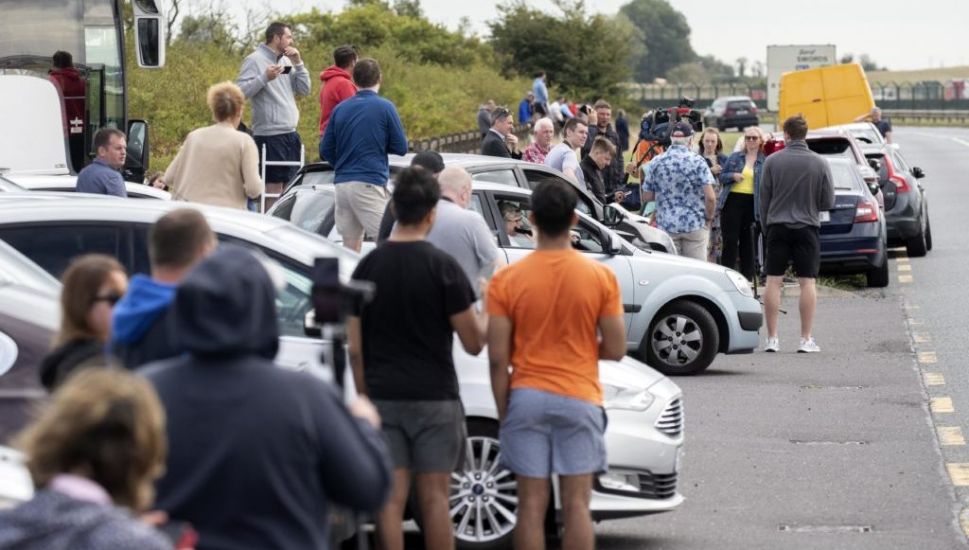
[450,436,518,544]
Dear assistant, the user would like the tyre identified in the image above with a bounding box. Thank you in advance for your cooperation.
[717,124,726,132]
[924,214,933,251]
[866,258,889,288]
[642,299,719,375]
[905,226,928,257]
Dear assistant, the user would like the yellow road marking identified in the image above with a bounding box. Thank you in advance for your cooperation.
[924,372,945,386]
[896,255,910,262]
[960,508,969,538]
[898,264,912,272]
[948,464,969,486]
[919,351,938,364]
[932,397,954,414]
[914,333,932,343]
[939,427,967,446]
[898,275,913,283]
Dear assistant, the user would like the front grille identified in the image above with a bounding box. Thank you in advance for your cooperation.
[655,398,683,437]
[637,471,678,499]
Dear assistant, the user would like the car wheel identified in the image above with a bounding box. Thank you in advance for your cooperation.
[717,124,726,132]
[866,258,889,288]
[905,225,928,257]
[643,299,719,375]
[924,213,933,251]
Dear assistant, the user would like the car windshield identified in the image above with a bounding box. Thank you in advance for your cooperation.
[727,100,753,110]
[289,188,335,233]
[302,171,335,187]
[849,127,882,144]
[807,138,853,159]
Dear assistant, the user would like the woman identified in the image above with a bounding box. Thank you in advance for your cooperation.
[499,201,534,248]
[697,128,728,263]
[0,369,172,549]
[40,254,127,391]
[163,81,264,209]
[719,126,766,280]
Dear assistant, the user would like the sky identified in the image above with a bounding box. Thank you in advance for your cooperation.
[210,0,968,72]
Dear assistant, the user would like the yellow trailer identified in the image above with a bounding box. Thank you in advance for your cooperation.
[778,63,875,128]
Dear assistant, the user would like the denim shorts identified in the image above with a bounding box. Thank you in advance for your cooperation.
[373,399,466,473]
[499,388,608,478]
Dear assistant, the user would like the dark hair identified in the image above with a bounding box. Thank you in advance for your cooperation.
[392,167,440,225]
[52,51,73,69]
[531,180,577,237]
[93,127,125,151]
[534,71,545,78]
[491,107,511,126]
[56,254,125,346]
[333,45,357,68]
[411,150,445,174]
[590,136,616,156]
[562,117,586,138]
[150,209,215,270]
[783,115,809,140]
[352,58,381,89]
[264,22,290,44]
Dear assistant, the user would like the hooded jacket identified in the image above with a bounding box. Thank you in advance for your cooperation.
[318,65,357,137]
[0,489,170,550]
[39,338,106,391]
[110,274,179,369]
[49,67,86,135]
[141,246,391,550]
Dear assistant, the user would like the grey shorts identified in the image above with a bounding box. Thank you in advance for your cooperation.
[373,399,466,473]
[499,388,608,478]
[335,182,389,242]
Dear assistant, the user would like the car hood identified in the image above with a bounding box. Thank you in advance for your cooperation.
[600,355,668,390]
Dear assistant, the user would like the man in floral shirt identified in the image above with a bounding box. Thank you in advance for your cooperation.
[641,122,717,261]
[523,118,554,165]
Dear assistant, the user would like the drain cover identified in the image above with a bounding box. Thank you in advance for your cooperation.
[779,525,873,533]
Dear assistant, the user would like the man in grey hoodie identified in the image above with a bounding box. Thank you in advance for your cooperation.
[237,22,311,189]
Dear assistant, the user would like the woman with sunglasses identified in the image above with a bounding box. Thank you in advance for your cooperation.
[719,127,766,280]
[40,254,128,391]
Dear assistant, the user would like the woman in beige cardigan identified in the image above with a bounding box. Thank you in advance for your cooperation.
[163,82,264,209]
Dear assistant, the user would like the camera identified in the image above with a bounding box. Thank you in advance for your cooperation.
[638,97,704,146]
[309,258,374,388]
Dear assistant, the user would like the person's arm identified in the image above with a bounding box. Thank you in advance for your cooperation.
[347,315,367,395]
[703,183,716,224]
[640,161,656,203]
[387,106,409,157]
[236,57,269,99]
[854,112,873,123]
[321,110,337,162]
[819,161,836,211]
[291,62,311,97]
[883,120,893,144]
[451,307,487,356]
[241,135,265,199]
[598,272,626,360]
[720,153,739,185]
[109,173,127,198]
[759,161,773,223]
[472,215,501,276]
[487,315,513,421]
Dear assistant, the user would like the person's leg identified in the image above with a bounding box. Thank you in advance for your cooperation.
[680,228,709,261]
[669,234,685,257]
[720,194,742,270]
[738,197,756,280]
[798,277,817,339]
[376,468,411,550]
[791,227,821,340]
[764,276,783,339]
[558,474,595,550]
[354,184,391,242]
[763,225,790,341]
[414,472,454,550]
[514,476,550,550]
[335,184,365,252]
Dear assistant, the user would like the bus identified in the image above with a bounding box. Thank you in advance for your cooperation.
[0,0,165,182]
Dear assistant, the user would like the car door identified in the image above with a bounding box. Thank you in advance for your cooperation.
[518,166,599,219]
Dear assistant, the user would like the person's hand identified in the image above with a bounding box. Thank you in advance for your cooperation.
[733,173,743,183]
[613,190,626,203]
[625,161,638,175]
[140,510,168,527]
[283,47,302,65]
[711,165,722,176]
[477,277,489,305]
[265,64,283,81]
[505,134,519,150]
[349,395,381,429]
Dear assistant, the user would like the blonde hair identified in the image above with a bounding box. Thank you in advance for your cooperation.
[15,369,167,511]
[207,81,245,122]
[743,126,767,153]
[56,254,125,347]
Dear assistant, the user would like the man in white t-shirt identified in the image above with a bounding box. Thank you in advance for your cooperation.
[544,118,588,186]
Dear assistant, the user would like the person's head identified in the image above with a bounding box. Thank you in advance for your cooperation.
[870,107,882,121]
[593,99,612,128]
[93,127,126,169]
[670,121,694,147]
[392,166,440,233]
[526,91,534,100]
[146,171,166,190]
[491,107,513,135]
[333,44,357,70]
[57,254,127,346]
[149,209,217,277]
[617,108,626,120]
[499,201,526,236]
[562,118,588,148]
[533,117,555,148]
[698,127,723,155]
[529,180,578,239]
[589,137,616,170]
[534,71,545,80]
[264,22,293,53]
[484,99,496,111]
[206,81,245,124]
[15,368,167,512]
[782,115,809,141]
[743,126,766,153]
[352,58,381,91]
[52,51,73,69]
[438,166,473,208]
[410,150,445,176]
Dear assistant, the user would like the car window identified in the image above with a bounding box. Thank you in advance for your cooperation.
[494,196,536,250]
[807,139,853,159]
[572,219,606,254]
[727,100,753,110]
[289,189,336,234]
[269,192,297,221]
[520,169,593,215]
[892,150,910,173]
[0,224,126,279]
[827,163,861,191]
[473,169,518,187]
[301,171,335,187]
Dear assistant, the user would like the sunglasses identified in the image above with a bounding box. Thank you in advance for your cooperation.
[744,136,761,141]
[94,293,123,306]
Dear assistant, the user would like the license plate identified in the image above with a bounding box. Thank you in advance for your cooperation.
[819,211,830,223]
[735,110,748,115]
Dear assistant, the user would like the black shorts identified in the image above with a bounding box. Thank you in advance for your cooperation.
[765,224,820,278]
[253,131,302,184]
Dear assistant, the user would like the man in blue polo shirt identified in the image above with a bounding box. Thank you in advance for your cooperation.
[76,127,127,197]
[321,58,408,252]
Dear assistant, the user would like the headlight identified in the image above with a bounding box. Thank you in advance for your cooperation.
[602,384,655,411]
[724,269,753,298]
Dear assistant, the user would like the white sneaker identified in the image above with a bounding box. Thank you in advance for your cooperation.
[798,337,821,353]
[764,337,779,352]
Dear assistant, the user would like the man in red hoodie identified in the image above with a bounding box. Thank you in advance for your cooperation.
[318,45,358,160]
[49,51,87,173]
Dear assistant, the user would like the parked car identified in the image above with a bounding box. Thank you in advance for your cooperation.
[703,96,759,131]
[822,122,886,146]
[861,144,931,257]
[277,155,678,254]
[0,173,170,199]
[0,197,685,547]
[818,158,889,287]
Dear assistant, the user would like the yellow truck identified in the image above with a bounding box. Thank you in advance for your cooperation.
[778,63,875,128]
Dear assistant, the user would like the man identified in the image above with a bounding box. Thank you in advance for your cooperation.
[477,99,496,138]
[318,44,357,159]
[237,22,311,187]
[518,91,534,126]
[321,58,408,252]
[548,97,564,126]
[558,97,575,121]
[49,51,86,172]
[376,150,446,245]
[545,118,588,185]
[488,180,626,550]
[348,166,487,550]
[522,117,554,165]
[111,209,216,369]
[855,107,893,143]
[143,246,392,550]
[582,100,625,200]
[760,115,836,353]
[580,137,617,205]
[427,166,502,297]
[641,121,716,261]
[480,108,522,159]
[75,127,127,197]
[532,71,549,117]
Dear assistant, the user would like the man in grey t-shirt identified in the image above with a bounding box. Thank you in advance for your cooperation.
[544,118,588,186]
[427,166,502,297]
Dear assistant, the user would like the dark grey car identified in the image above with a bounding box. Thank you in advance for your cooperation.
[862,145,932,256]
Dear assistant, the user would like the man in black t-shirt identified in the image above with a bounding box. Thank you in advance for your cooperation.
[855,107,893,144]
[349,166,487,550]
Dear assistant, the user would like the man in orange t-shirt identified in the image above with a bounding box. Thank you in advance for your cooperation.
[487,180,626,550]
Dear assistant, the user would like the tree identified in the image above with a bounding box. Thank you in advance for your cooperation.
[393,0,423,17]
[177,13,238,51]
[619,0,696,82]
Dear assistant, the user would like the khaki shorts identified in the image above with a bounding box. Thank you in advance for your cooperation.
[335,182,389,242]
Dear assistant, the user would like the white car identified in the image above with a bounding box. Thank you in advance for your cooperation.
[0,173,171,200]
[0,197,684,547]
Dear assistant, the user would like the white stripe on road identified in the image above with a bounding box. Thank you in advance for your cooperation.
[953,138,969,149]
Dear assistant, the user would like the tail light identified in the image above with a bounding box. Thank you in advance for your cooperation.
[751,106,759,114]
[854,198,879,223]
[883,156,910,193]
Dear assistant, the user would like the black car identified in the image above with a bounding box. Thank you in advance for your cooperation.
[703,96,759,131]
[862,145,932,257]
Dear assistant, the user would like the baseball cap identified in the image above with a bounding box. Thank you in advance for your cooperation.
[671,121,694,137]
[411,150,445,175]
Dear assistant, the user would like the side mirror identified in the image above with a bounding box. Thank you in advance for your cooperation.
[133,0,166,68]
[124,119,149,183]
[604,229,622,256]
[912,166,925,179]
[603,204,623,227]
